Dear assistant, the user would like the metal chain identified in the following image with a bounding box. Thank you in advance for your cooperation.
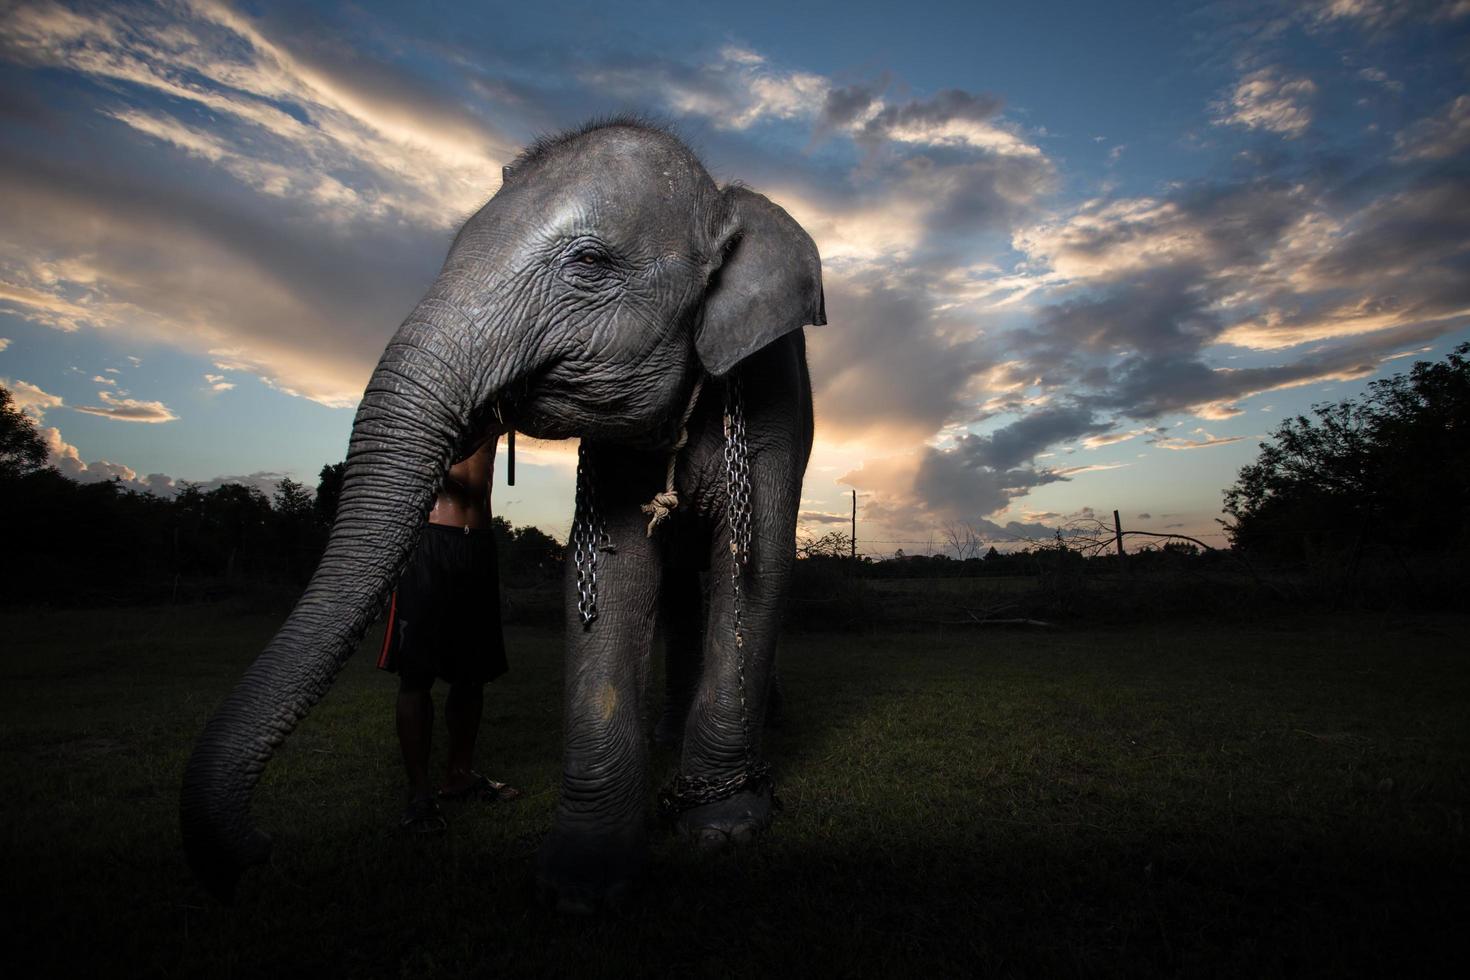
[659,373,780,821]
[571,441,608,630]
[723,375,754,768]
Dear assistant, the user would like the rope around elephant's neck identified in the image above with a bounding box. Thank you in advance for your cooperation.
[641,373,705,536]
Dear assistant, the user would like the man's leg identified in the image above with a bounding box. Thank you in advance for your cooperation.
[444,680,484,789]
[441,680,521,800]
[396,675,435,799]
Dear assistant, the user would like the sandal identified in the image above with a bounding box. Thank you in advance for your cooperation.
[438,772,522,803]
[399,793,448,835]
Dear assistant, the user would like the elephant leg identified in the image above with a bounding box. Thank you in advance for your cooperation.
[673,499,795,847]
[536,452,663,914]
[653,566,704,749]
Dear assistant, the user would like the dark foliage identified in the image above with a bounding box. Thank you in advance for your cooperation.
[1223,343,1470,603]
[314,462,345,527]
[0,386,48,479]
[0,431,562,607]
[484,515,564,582]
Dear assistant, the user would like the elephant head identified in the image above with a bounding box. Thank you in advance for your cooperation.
[180,118,825,901]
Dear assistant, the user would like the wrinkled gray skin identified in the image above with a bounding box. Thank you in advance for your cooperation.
[180,120,823,913]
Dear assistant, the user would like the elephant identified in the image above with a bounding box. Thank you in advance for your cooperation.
[181,117,825,913]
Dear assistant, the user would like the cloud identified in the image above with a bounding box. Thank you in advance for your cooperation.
[1214,68,1317,138]
[836,407,1112,522]
[1015,181,1305,282]
[0,149,434,408]
[0,338,10,352]
[1055,462,1129,476]
[820,82,884,130]
[1356,67,1404,93]
[1149,429,1246,450]
[579,45,829,131]
[806,270,990,443]
[91,374,116,386]
[1218,178,1470,350]
[1082,429,1146,449]
[38,423,141,484]
[1394,95,1470,162]
[38,420,296,497]
[203,373,235,391]
[1307,0,1469,30]
[798,510,850,525]
[943,406,1112,472]
[1309,0,1404,29]
[1,377,63,420]
[1,0,517,226]
[72,389,178,423]
[1008,173,1470,423]
[0,278,97,332]
[185,470,293,497]
[852,89,1042,159]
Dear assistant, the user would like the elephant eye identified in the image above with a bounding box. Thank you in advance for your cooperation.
[559,240,620,288]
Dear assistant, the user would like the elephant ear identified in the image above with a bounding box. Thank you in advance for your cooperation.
[695,185,826,377]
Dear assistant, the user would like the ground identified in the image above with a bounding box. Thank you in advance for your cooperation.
[1,602,1466,977]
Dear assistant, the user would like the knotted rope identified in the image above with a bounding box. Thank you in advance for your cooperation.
[641,374,705,536]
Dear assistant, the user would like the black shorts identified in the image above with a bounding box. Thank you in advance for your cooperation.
[377,524,508,687]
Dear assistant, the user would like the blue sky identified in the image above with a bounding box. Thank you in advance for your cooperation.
[1,0,1466,551]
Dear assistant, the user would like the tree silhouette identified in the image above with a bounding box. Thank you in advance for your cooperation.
[314,462,346,527]
[0,385,48,480]
[1224,343,1470,566]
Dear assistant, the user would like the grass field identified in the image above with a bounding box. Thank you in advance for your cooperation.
[2,603,1467,977]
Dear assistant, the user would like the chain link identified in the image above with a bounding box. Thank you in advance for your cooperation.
[724,376,753,575]
[571,441,608,630]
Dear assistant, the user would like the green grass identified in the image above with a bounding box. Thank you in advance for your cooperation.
[2,604,1467,977]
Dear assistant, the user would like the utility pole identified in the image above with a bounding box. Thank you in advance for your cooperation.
[851,489,857,561]
[1113,509,1126,575]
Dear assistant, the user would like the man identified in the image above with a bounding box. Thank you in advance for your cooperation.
[377,438,520,834]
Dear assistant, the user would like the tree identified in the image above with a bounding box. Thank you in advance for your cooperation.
[944,522,983,560]
[0,385,48,480]
[510,523,563,579]
[273,477,321,585]
[273,478,314,518]
[314,462,346,528]
[1224,343,1470,562]
[797,530,853,560]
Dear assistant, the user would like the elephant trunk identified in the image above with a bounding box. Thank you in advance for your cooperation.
[181,302,493,902]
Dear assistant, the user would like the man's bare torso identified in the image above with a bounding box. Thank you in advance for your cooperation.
[429,440,495,529]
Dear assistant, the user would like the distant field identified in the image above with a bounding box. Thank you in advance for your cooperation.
[2,604,1466,977]
[867,575,1039,595]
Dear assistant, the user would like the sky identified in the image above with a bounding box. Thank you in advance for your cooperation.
[1,0,1467,554]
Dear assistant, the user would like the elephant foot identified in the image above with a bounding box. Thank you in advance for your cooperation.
[674,782,776,850]
[535,824,646,915]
